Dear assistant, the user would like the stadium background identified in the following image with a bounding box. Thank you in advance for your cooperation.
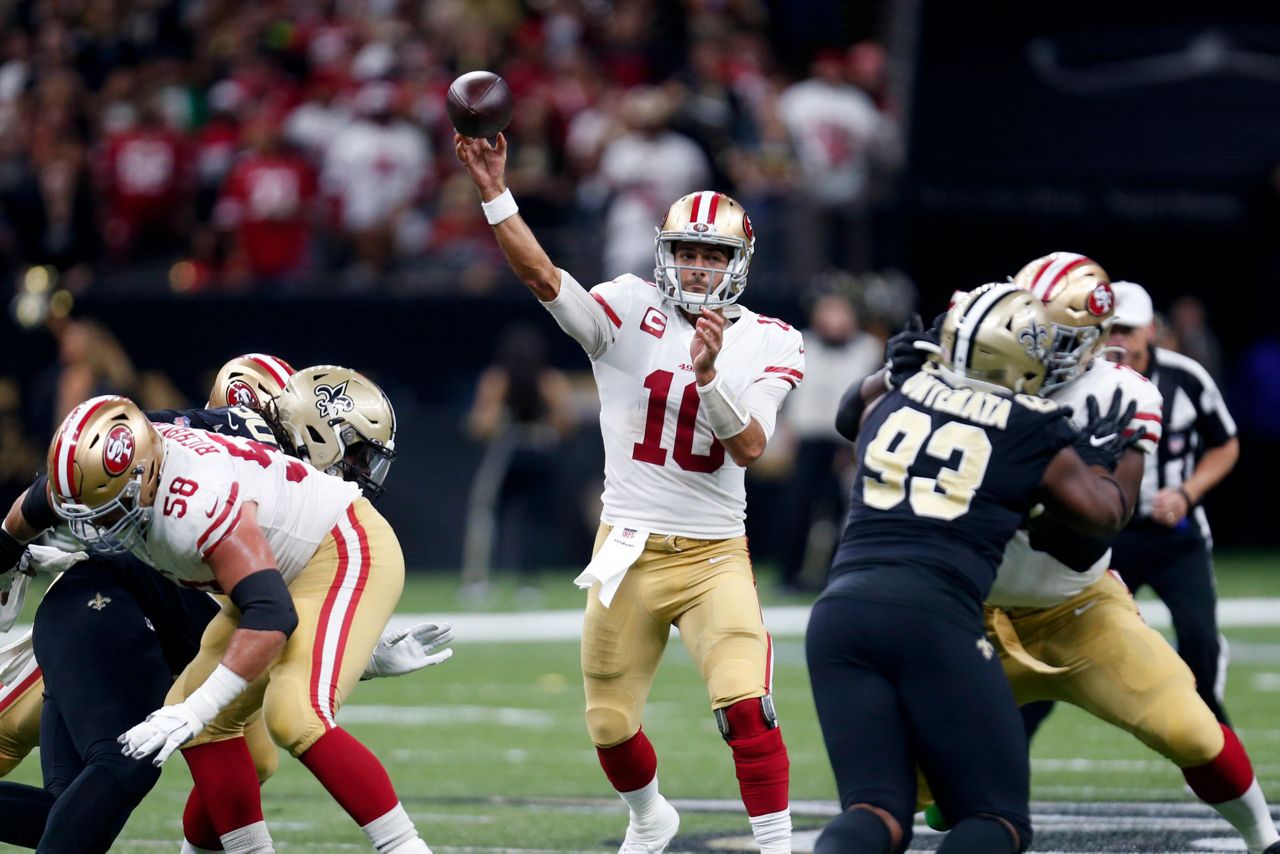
[1,1,1279,851]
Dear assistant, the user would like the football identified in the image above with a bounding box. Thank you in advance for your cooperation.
[446,71,513,139]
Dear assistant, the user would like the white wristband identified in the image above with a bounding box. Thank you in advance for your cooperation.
[185,663,250,727]
[481,189,518,225]
[697,375,751,439]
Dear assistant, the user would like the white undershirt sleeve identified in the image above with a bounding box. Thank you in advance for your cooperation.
[540,269,615,360]
[740,379,793,442]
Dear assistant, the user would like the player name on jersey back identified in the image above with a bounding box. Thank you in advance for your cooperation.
[897,371,1016,429]
[137,424,360,591]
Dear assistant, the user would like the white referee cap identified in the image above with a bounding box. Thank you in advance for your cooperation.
[1110,281,1154,327]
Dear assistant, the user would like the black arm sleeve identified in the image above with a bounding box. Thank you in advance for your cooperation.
[228,569,298,636]
[20,474,59,532]
[834,370,886,443]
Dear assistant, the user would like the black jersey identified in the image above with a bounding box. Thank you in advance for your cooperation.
[830,370,1077,604]
[145,404,281,448]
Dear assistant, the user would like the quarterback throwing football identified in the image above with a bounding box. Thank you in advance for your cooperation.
[457,133,801,853]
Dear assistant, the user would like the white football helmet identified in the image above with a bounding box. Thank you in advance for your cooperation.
[654,191,755,310]
[47,396,163,553]
[1013,252,1114,393]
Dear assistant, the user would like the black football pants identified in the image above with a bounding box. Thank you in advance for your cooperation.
[806,590,1032,853]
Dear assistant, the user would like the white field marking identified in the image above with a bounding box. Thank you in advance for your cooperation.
[1033,757,1170,772]
[3,597,1278,648]
[408,812,496,824]
[1252,672,1280,692]
[336,704,556,728]
[368,597,1280,644]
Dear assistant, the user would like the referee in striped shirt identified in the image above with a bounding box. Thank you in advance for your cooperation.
[1105,281,1240,724]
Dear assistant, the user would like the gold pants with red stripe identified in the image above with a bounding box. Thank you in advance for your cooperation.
[582,525,773,748]
[170,498,404,757]
[989,572,1224,767]
[0,663,44,775]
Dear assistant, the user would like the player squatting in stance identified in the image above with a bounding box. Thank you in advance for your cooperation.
[13,369,428,853]
[808,283,1142,854]
[457,133,799,853]
[0,357,453,853]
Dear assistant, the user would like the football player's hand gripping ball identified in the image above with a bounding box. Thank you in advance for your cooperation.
[363,622,455,680]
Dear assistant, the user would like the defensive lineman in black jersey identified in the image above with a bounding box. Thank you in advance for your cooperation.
[806,284,1141,854]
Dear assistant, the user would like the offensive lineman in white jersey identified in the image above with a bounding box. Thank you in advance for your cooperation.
[457,132,801,853]
[43,383,432,854]
[959,254,1280,853]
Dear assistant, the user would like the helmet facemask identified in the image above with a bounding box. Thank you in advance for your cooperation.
[56,468,154,554]
[1042,322,1105,393]
[327,423,396,501]
[654,234,750,311]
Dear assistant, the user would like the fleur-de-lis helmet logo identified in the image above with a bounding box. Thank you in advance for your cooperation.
[1018,319,1052,363]
[314,381,355,420]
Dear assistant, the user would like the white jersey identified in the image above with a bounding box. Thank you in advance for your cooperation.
[987,359,1163,608]
[136,424,360,591]
[545,273,804,538]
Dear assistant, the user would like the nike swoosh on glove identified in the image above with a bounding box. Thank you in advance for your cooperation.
[363,622,455,680]
[1074,388,1141,471]
[119,703,205,766]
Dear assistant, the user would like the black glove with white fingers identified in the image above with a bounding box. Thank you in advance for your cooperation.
[884,313,942,390]
[1074,389,1141,472]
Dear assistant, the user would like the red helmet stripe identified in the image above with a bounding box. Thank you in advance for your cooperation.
[706,192,721,223]
[53,396,115,499]
[1031,253,1088,300]
[689,193,702,222]
[243,354,293,388]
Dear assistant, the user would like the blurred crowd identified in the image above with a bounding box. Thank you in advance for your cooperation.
[0,0,901,297]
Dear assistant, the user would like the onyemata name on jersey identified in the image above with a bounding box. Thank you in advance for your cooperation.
[551,273,803,539]
[831,369,1078,603]
[987,359,1163,608]
[137,423,359,590]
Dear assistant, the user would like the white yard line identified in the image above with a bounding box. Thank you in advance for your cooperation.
[373,597,1280,643]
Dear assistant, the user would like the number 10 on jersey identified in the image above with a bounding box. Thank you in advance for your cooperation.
[632,370,725,473]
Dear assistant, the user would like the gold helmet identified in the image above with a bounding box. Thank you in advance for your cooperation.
[207,353,296,409]
[1013,252,1114,392]
[654,190,755,310]
[274,366,397,500]
[938,283,1055,395]
[47,395,162,553]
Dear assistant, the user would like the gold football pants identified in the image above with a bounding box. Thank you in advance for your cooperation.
[989,572,1223,767]
[582,526,773,748]
[171,498,404,757]
[0,660,43,775]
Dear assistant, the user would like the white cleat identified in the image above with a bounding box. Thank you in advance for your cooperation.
[618,796,680,853]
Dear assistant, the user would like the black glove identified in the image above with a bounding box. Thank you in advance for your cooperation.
[1074,389,1141,471]
[0,527,24,575]
[885,313,942,389]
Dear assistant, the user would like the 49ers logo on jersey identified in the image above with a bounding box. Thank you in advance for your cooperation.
[227,379,261,408]
[102,424,136,476]
[314,381,355,419]
[1086,282,1114,317]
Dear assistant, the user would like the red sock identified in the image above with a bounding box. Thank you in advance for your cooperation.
[183,786,223,850]
[596,728,658,793]
[723,699,790,816]
[182,738,264,835]
[1183,724,1255,804]
[297,727,400,826]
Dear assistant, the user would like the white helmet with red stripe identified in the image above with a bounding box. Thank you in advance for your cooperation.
[207,353,296,409]
[654,190,755,310]
[47,395,162,553]
[1013,252,1114,393]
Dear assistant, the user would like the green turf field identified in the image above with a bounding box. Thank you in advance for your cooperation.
[8,550,1277,851]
